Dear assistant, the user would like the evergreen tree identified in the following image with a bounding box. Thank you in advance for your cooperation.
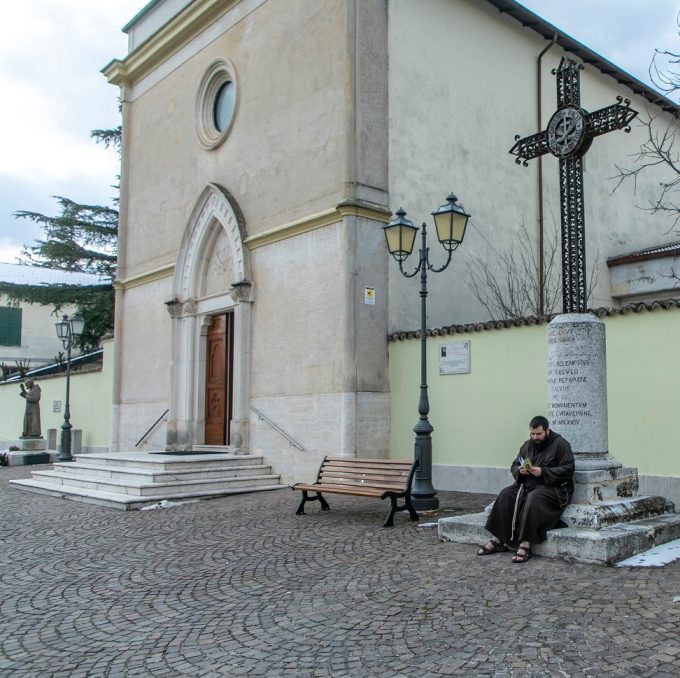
[0,128,120,351]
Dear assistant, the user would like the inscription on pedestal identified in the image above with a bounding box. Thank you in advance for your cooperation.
[547,314,608,455]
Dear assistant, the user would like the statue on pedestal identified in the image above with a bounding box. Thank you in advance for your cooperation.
[20,379,42,439]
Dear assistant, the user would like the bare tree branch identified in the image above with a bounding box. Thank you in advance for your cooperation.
[465,219,601,321]
[611,19,680,233]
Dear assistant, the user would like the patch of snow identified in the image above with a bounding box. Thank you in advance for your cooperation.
[615,538,680,567]
[416,522,439,529]
[140,499,199,511]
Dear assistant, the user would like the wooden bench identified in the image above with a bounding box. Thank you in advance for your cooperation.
[292,456,420,527]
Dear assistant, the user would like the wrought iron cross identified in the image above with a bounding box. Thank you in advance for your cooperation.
[510,57,638,313]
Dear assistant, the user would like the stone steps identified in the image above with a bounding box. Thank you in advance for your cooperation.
[45,460,273,483]
[71,451,260,470]
[9,451,288,509]
[438,501,680,565]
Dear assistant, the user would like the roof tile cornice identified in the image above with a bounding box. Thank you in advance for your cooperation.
[387,299,680,341]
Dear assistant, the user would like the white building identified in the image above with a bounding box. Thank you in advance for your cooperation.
[0,262,106,374]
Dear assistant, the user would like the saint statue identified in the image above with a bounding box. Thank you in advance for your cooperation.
[20,379,42,438]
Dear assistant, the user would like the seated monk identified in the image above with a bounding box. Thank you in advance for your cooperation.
[477,415,575,563]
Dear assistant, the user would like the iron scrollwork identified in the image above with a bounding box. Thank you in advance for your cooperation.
[508,57,639,313]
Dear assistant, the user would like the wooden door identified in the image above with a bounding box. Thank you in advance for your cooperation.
[204,313,234,445]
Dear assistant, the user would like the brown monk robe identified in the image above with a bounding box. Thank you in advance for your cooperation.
[480,417,574,563]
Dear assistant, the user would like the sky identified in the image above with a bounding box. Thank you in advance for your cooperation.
[0,0,679,265]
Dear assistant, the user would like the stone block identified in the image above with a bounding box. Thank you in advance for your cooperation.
[72,429,83,456]
[47,429,57,449]
[562,495,674,528]
[572,466,639,503]
[20,438,46,451]
[6,450,57,466]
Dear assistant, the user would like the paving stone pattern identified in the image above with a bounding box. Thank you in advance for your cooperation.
[2,464,680,677]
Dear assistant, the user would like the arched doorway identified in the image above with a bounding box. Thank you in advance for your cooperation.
[166,183,253,451]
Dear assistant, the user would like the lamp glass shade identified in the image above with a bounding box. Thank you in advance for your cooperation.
[55,316,69,340]
[69,313,85,337]
[432,194,470,250]
[383,209,418,261]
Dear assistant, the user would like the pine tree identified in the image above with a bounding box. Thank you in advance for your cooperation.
[0,128,120,351]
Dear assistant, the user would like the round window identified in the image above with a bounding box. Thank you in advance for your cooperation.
[195,58,238,150]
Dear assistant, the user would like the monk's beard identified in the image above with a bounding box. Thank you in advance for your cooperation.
[531,434,551,452]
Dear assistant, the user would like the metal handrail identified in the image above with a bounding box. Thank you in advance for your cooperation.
[135,409,170,448]
[249,406,304,451]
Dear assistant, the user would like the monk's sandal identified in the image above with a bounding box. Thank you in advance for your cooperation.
[512,546,532,563]
[477,540,508,556]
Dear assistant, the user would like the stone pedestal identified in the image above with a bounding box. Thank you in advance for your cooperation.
[19,437,46,452]
[5,438,55,466]
[546,314,657,520]
[547,314,608,457]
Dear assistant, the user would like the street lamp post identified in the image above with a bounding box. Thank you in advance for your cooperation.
[55,313,85,462]
[383,193,470,511]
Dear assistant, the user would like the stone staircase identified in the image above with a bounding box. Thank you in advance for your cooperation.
[9,449,287,510]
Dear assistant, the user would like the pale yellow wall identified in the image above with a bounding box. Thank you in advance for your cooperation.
[388,308,680,477]
[0,338,114,450]
[387,0,679,330]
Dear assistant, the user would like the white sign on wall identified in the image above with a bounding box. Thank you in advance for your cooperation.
[364,286,375,305]
[439,341,471,375]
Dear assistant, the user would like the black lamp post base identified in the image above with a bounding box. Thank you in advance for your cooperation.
[411,494,440,512]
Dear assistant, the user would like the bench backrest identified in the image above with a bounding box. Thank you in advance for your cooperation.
[317,457,416,492]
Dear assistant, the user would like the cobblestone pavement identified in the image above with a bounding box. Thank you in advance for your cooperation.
[2,464,680,677]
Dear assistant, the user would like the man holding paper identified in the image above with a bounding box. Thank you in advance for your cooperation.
[477,416,575,563]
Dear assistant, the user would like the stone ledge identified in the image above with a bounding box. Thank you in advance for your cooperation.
[3,450,59,466]
[563,496,674,528]
[438,511,680,565]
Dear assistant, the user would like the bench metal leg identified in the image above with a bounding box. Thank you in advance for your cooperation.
[383,494,420,527]
[296,491,309,515]
[383,495,398,528]
[296,491,330,516]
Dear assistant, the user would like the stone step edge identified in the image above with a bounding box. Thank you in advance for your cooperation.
[69,455,264,470]
[9,478,289,510]
[51,461,273,478]
[78,452,263,463]
[29,470,282,490]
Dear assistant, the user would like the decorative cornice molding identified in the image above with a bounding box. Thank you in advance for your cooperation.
[245,200,391,250]
[244,208,340,250]
[336,199,392,222]
[102,0,239,87]
[387,299,680,342]
[114,263,175,290]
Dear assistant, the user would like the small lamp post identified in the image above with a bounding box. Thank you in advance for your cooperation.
[55,313,85,462]
[383,193,470,511]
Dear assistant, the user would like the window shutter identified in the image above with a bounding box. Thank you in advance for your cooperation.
[0,307,21,346]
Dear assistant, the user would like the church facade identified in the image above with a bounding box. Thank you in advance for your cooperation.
[104,0,678,483]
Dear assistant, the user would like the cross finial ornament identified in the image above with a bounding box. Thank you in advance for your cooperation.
[509,57,638,313]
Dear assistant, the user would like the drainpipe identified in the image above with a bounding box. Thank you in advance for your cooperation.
[537,33,558,316]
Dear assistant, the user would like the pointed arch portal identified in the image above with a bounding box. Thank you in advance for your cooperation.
[166,183,253,451]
